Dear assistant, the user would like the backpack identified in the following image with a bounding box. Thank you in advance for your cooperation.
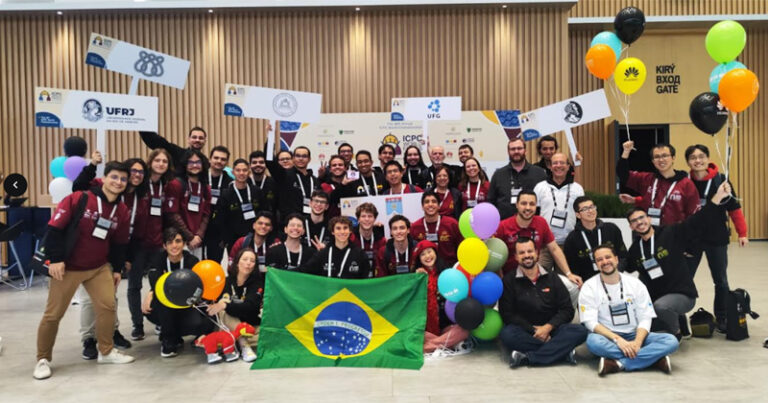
[689,308,716,338]
[29,191,90,277]
[726,288,759,341]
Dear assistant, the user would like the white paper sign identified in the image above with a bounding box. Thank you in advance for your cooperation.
[340,193,424,239]
[35,87,158,131]
[223,84,322,123]
[85,33,191,90]
[519,89,611,141]
[391,96,462,121]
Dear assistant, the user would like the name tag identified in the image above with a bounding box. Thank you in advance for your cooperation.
[426,233,438,242]
[365,250,374,260]
[467,200,477,207]
[396,265,409,274]
[550,209,567,229]
[150,197,162,216]
[210,189,220,206]
[188,195,201,212]
[302,197,311,214]
[609,302,631,326]
[648,207,661,226]
[510,188,521,205]
[346,170,359,180]
[92,217,112,240]
[643,258,664,279]
[699,198,706,207]
[241,203,255,220]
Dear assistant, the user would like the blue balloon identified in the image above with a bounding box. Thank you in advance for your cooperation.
[471,272,504,306]
[49,156,67,178]
[437,268,469,303]
[223,166,235,179]
[591,31,622,62]
[709,61,746,93]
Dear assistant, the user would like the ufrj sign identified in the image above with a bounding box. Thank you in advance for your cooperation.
[35,87,158,131]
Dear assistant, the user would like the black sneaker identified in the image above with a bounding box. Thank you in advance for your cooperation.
[508,350,529,369]
[716,318,727,334]
[160,340,178,358]
[679,315,692,339]
[130,326,145,341]
[82,338,97,360]
[113,330,132,349]
[565,349,577,365]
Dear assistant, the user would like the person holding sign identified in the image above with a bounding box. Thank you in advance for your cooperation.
[488,138,548,220]
[428,166,462,219]
[617,141,699,226]
[265,213,316,271]
[402,145,429,189]
[228,211,282,274]
[299,217,371,279]
[410,191,462,267]
[139,127,208,175]
[212,159,267,250]
[375,215,417,277]
[534,136,577,179]
[265,146,318,222]
[624,182,734,339]
[34,162,135,380]
[248,151,277,213]
[384,161,423,195]
[174,149,212,259]
[351,203,386,274]
[458,157,490,211]
[203,146,232,264]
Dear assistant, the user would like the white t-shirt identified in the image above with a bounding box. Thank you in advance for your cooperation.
[534,180,584,244]
[578,272,656,334]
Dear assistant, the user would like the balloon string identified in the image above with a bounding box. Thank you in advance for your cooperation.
[193,305,238,352]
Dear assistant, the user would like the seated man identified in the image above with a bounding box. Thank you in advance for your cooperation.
[228,211,282,273]
[375,215,417,277]
[410,191,462,267]
[580,244,678,376]
[499,238,587,368]
[265,213,316,271]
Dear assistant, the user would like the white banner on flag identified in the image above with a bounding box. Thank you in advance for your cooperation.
[390,96,462,122]
[223,84,322,123]
[35,87,158,131]
[340,193,424,239]
[85,33,190,90]
[519,89,611,141]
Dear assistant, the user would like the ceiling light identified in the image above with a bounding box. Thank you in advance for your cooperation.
[208,9,214,13]
[355,7,360,11]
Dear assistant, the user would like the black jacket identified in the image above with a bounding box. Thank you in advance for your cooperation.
[498,267,574,333]
[488,162,548,219]
[265,243,317,271]
[299,243,371,279]
[420,164,461,189]
[220,271,264,326]
[563,219,627,281]
[146,250,200,291]
[211,183,267,248]
[403,165,429,189]
[248,175,277,213]
[139,131,207,175]
[265,159,318,218]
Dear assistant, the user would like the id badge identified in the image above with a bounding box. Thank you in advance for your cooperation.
[648,207,661,226]
[188,195,201,212]
[643,258,664,279]
[241,203,255,220]
[365,250,374,261]
[426,233,438,242]
[210,189,220,205]
[609,302,631,326]
[467,200,478,207]
[510,187,522,205]
[699,198,706,207]
[346,170,360,180]
[396,265,409,274]
[550,209,567,229]
[150,197,162,216]
[302,197,311,214]
[92,217,112,240]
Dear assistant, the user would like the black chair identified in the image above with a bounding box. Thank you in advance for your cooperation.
[0,220,28,290]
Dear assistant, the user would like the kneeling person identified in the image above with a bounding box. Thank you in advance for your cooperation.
[300,217,371,278]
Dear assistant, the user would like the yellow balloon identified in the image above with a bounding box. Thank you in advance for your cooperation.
[457,238,489,275]
[155,272,188,309]
[613,57,647,95]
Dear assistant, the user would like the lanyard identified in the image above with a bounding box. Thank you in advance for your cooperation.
[149,181,163,198]
[580,228,602,253]
[600,276,624,302]
[231,283,247,301]
[305,219,326,247]
[438,190,450,208]
[254,239,267,256]
[360,232,374,250]
[209,172,223,190]
[687,173,713,198]
[407,169,415,185]
[466,180,481,201]
[166,256,184,273]
[362,174,378,196]
[394,244,409,265]
[96,196,118,220]
[327,247,352,278]
[640,235,655,261]
[234,184,252,204]
[121,193,138,232]
[188,180,200,196]
[250,175,266,190]
[297,173,314,199]
[550,183,571,210]
[427,216,441,240]
[650,179,677,209]
[286,244,303,267]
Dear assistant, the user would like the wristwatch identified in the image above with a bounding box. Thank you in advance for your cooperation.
[613,337,619,344]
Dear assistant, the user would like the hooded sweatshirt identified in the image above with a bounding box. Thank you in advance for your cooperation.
[688,163,747,245]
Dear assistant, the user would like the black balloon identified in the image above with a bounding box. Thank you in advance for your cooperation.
[63,136,88,157]
[164,269,203,306]
[614,7,646,45]
[455,297,485,330]
[690,92,728,136]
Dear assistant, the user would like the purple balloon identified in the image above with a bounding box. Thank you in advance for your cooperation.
[63,156,88,182]
[470,202,501,239]
[445,300,457,323]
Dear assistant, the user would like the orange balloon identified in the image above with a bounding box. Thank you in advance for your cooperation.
[585,44,617,80]
[719,68,760,113]
[192,259,226,300]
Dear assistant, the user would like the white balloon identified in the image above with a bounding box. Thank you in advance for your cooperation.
[49,177,73,203]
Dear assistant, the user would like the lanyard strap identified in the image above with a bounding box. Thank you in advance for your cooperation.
[427,216,441,240]
[394,244,409,265]
[250,175,266,190]
[209,172,224,190]
[640,235,655,261]
[297,174,314,198]
[466,180,481,201]
[254,239,267,256]
[687,173,714,198]
[188,180,200,196]
[149,181,163,198]
[550,183,571,210]
[438,190,450,207]
[306,220,326,247]
[166,256,184,272]
[407,169,414,185]
[121,193,138,230]
[328,247,352,277]
[650,179,677,210]
[600,276,624,302]
[234,184,251,204]
[580,228,602,253]
[96,195,117,220]
[360,232,373,250]
[362,174,378,196]
[286,244,303,266]
[231,283,247,301]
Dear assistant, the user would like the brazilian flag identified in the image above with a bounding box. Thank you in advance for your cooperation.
[251,270,426,370]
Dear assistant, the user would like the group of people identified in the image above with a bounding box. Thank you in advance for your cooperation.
[32,126,748,380]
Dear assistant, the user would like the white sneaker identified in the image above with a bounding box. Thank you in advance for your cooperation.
[33,359,52,380]
[97,348,135,364]
[240,345,257,362]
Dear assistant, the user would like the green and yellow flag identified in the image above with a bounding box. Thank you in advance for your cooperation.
[251,270,426,370]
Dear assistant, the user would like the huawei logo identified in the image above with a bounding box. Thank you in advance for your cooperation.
[625,67,640,78]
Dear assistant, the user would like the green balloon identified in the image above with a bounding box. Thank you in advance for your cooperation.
[705,20,746,64]
[459,209,478,239]
[471,308,503,341]
[484,237,509,272]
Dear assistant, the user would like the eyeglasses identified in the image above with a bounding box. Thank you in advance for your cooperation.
[294,154,310,159]
[278,157,292,162]
[629,215,647,224]
[578,205,597,213]
[130,169,145,175]
[107,174,128,183]
[688,154,707,161]
[652,154,672,160]
[311,199,328,205]
[187,160,202,166]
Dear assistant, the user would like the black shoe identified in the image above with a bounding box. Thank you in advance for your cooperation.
[679,315,692,339]
[113,330,132,349]
[160,340,178,358]
[130,326,145,341]
[82,338,97,360]
[565,349,577,365]
[509,350,529,369]
[715,318,727,334]
[175,337,184,349]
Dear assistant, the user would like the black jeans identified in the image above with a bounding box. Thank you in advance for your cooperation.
[687,244,729,320]
[145,300,215,342]
[127,247,157,330]
[203,236,224,264]
[499,323,587,365]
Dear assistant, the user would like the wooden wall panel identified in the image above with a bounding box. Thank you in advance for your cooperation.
[570,0,767,18]
[0,7,569,207]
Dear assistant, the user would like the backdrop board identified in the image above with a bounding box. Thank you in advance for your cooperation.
[340,193,424,239]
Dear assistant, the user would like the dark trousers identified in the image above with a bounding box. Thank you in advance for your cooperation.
[499,323,587,365]
[203,235,224,265]
[127,247,156,330]
[145,300,215,342]
[687,244,729,320]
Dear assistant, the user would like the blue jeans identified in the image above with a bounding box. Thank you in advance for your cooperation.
[687,244,729,320]
[499,323,588,365]
[586,331,678,371]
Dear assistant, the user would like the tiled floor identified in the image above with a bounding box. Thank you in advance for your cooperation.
[1,243,767,402]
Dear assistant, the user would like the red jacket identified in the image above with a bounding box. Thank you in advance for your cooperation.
[178,179,212,239]
[494,215,555,274]
[458,180,491,211]
[410,216,462,267]
[142,179,182,248]
[618,160,699,225]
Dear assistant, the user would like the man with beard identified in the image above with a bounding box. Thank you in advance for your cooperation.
[139,127,208,174]
[488,138,547,219]
[248,151,277,213]
[212,159,267,250]
[499,238,587,369]
[579,245,678,376]
[265,146,318,222]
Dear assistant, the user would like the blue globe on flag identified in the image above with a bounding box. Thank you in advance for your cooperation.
[313,302,372,356]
